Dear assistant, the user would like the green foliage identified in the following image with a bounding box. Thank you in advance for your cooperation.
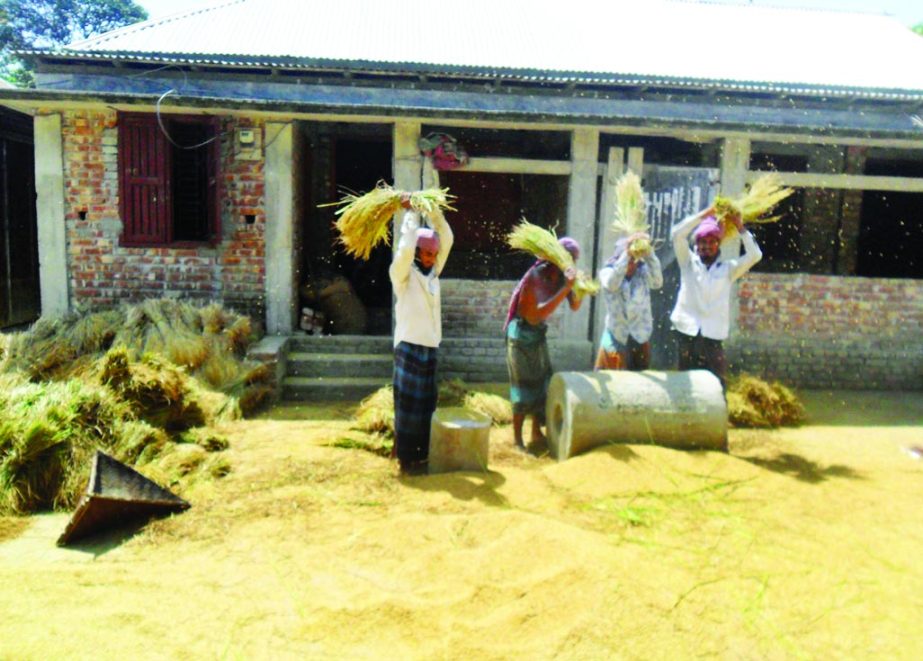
[0,0,148,86]
[913,23,923,36]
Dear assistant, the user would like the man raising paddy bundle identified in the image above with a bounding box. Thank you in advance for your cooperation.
[595,231,663,371]
[504,237,583,452]
[389,192,454,475]
[670,205,761,389]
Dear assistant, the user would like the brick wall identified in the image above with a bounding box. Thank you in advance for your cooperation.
[441,278,566,338]
[62,110,267,319]
[729,273,923,389]
[439,279,591,381]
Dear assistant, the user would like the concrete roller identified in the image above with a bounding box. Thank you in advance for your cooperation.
[545,370,727,460]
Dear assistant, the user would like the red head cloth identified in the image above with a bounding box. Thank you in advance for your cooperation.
[693,216,722,242]
[416,227,440,252]
[558,236,580,261]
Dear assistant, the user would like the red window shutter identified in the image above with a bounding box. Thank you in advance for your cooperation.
[119,114,170,245]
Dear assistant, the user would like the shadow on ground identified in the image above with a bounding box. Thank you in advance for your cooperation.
[400,470,510,507]
[742,452,863,484]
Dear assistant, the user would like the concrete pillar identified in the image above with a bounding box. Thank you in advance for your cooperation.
[34,113,69,318]
[391,122,422,335]
[720,137,751,336]
[627,147,644,180]
[392,121,422,194]
[563,128,599,340]
[837,146,866,276]
[720,137,750,198]
[800,146,845,274]
[545,370,728,460]
[592,147,625,348]
[264,121,298,335]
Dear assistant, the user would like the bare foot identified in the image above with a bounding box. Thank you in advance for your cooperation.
[513,440,529,454]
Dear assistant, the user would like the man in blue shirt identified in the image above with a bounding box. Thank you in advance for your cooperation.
[595,231,663,371]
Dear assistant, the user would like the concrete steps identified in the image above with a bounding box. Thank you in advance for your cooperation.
[281,335,392,401]
[274,333,593,401]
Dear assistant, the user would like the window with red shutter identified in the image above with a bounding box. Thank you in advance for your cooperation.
[118,112,220,247]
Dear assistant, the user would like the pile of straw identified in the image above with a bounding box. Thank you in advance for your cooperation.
[0,365,231,514]
[99,348,206,431]
[324,182,456,260]
[727,374,805,428]
[507,220,599,300]
[352,381,514,439]
[0,299,273,417]
[713,174,794,241]
[354,385,395,437]
[611,172,653,260]
[0,299,270,514]
[463,392,513,426]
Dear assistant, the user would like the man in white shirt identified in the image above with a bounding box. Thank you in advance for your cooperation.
[389,194,454,475]
[670,206,761,388]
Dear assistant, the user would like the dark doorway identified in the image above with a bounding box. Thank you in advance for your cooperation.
[0,107,40,328]
[858,159,923,279]
[302,124,393,336]
[332,138,393,334]
[749,153,807,274]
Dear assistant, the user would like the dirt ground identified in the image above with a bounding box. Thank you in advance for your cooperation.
[1,389,922,659]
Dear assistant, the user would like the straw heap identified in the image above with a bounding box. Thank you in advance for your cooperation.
[713,173,794,241]
[611,172,653,260]
[324,182,456,260]
[507,219,599,299]
[352,381,513,440]
[727,374,805,428]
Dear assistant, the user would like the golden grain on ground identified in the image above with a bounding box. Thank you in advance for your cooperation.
[1,391,921,658]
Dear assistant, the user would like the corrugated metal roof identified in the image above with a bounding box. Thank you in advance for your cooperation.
[54,0,923,98]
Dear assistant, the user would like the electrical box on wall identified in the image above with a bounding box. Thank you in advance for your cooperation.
[235,127,262,161]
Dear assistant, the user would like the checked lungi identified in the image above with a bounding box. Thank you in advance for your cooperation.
[676,330,727,389]
[506,317,552,422]
[393,341,439,466]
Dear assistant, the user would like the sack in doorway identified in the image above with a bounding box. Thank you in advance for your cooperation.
[301,276,367,335]
[419,132,469,171]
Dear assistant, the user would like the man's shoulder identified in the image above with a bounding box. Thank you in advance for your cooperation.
[531,261,559,280]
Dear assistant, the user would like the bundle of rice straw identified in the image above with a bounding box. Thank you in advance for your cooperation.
[463,391,513,426]
[354,385,395,436]
[727,374,805,428]
[713,173,794,242]
[507,219,599,300]
[322,182,456,260]
[611,172,653,260]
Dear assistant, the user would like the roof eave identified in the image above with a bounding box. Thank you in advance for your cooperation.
[3,87,923,146]
[22,49,923,104]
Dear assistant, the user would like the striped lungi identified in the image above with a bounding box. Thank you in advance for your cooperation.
[393,341,439,466]
[505,317,552,421]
